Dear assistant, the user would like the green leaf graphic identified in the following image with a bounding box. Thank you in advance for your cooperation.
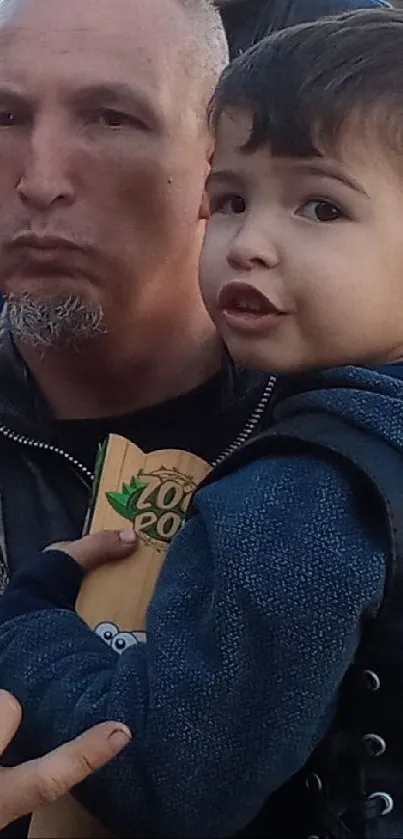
[106,491,133,521]
[130,475,147,491]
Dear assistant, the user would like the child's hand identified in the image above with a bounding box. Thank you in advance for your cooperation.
[46,528,138,572]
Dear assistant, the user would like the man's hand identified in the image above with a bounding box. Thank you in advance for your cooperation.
[47,528,138,572]
[0,690,132,829]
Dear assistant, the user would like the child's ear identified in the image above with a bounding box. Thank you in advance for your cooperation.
[198,141,214,221]
[198,189,211,221]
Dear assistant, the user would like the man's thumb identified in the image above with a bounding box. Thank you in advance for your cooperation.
[0,723,132,827]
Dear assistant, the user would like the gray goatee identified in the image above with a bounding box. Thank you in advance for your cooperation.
[5,293,105,348]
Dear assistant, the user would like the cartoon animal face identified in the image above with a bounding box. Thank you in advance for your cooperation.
[94,622,146,655]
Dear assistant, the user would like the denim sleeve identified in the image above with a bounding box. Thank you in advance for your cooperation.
[0,454,386,838]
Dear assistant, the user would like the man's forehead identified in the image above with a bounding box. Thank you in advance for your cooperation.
[0,0,184,33]
[0,0,187,83]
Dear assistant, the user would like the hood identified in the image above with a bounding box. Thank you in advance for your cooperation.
[272,364,403,456]
[221,0,391,59]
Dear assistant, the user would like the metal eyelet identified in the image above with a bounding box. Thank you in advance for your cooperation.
[367,792,394,816]
[362,733,387,757]
[363,670,381,692]
[305,773,323,792]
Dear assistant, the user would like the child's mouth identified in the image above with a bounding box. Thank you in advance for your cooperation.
[217,282,285,333]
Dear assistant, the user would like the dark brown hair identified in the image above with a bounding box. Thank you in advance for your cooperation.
[210,9,403,159]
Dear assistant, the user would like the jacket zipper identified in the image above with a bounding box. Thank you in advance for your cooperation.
[0,374,277,481]
[0,376,276,589]
[211,375,276,467]
[0,423,94,486]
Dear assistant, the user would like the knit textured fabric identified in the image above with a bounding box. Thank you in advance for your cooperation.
[1,364,402,837]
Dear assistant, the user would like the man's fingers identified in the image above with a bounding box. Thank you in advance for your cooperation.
[38,721,132,783]
[0,690,22,756]
[47,528,138,571]
[0,722,132,827]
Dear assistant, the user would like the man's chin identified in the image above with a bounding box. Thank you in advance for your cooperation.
[2,271,95,299]
[4,292,105,349]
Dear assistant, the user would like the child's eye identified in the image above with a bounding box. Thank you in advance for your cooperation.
[210,194,246,215]
[299,199,344,222]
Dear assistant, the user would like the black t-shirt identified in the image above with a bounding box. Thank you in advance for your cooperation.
[53,365,271,472]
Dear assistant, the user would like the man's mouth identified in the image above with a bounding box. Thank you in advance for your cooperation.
[217,282,286,333]
[0,235,93,285]
[8,234,81,252]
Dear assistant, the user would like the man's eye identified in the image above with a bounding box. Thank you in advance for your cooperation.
[0,111,19,127]
[94,109,142,129]
[210,194,246,215]
[299,199,343,222]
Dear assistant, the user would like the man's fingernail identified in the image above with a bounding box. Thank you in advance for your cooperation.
[108,726,132,747]
[118,528,137,544]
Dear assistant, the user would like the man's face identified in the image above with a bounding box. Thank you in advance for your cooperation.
[0,0,210,344]
[201,109,403,373]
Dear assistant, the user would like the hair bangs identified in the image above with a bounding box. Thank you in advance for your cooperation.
[209,10,403,162]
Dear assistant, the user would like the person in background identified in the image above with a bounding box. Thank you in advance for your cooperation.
[217,0,391,56]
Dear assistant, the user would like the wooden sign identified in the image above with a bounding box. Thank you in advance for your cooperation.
[29,437,210,838]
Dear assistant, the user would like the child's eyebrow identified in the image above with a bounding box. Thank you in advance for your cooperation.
[289,162,370,199]
[206,169,243,189]
[207,163,370,200]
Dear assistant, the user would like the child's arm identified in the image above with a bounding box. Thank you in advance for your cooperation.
[0,454,386,838]
[0,528,137,623]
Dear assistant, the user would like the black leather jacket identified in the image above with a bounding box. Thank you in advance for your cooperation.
[0,330,93,587]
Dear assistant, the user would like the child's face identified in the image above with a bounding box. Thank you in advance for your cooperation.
[200,109,403,373]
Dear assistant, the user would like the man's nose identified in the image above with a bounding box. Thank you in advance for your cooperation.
[226,224,279,273]
[16,120,75,211]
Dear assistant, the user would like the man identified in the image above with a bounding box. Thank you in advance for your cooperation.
[0,689,131,830]
[0,0,273,591]
[0,0,272,834]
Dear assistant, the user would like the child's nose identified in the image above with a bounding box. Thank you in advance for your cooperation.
[226,229,279,273]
